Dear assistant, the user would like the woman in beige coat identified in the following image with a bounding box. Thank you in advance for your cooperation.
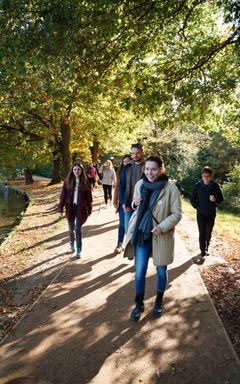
[123,155,182,321]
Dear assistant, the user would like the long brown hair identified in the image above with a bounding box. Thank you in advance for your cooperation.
[117,154,131,179]
[66,163,90,191]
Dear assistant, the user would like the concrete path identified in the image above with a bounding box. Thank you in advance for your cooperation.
[0,188,239,384]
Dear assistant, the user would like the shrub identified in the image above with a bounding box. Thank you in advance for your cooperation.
[221,164,240,213]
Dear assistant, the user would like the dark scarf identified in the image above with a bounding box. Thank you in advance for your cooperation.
[131,175,168,245]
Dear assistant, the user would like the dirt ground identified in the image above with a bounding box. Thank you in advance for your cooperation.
[177,215,240,357]
[0,180,72,339]
[0,179,239,384]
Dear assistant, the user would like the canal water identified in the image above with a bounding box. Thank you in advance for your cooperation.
[0,185,28,244]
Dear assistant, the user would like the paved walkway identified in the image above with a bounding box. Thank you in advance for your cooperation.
[0,188,239,384]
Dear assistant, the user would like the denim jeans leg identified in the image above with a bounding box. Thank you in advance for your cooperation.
[75,215,82,251]
[124,209,133,233]
[68,221,75,243]
[156,265,168,292]
[135,240,152,295]
[118,205,125,244]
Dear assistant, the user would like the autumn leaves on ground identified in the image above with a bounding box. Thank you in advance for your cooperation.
[0,179,239,358]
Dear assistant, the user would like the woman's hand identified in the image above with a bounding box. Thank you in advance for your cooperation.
[133,196,142,206]
[151,226,162,236]
[123,204,131,212]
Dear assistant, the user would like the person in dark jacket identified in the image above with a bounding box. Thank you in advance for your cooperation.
[58,163,92,258]
[118,143,144,233]
[190,166,224,263]
[113,154,131,254]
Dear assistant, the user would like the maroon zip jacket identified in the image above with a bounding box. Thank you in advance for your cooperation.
[58,180,92,225]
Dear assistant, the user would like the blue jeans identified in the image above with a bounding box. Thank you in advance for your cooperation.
[124,208,134,233]
[135,240,168,295]
[118,205,125,244]
[68,204,82,251]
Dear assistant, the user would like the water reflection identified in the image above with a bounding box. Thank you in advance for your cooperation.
[0,185,28,243]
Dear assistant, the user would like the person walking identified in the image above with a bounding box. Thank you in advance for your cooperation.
[86,163,97,190]
[123,155,182,321]
[102,159,116,208]
[118,143,144,233]
[58,163,92,259]
[190,165,224,263]
[113,154,131,254]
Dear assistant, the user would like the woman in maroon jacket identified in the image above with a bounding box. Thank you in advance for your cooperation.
[58,163,92,258]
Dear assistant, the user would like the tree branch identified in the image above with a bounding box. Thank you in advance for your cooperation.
[28,110,51,128]
[165,30,239,83]
[0,121,43,141]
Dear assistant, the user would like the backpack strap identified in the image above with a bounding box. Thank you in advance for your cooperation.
[152,213,159,225]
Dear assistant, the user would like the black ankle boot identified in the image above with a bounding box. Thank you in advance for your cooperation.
[130,293,144,321]
[152,291,164,319]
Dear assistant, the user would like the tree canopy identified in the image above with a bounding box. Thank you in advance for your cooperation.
[0,0,239,182]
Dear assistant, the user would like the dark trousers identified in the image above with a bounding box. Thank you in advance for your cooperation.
[102,184,112,204]
[118,204,125,244]
[197,212,215,255]
[68,204,82,251]
[87,177,95,188]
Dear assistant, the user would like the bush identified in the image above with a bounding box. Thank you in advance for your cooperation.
[178,167,202,197]
[33,163,54,178]
[221,164,240,213]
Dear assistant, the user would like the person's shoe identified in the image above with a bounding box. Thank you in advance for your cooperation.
[193,255,205,264]
[130,294,144,321]
[152,292,164,319]
[76,247,81,259]
[70,241,75,253]
[115,243,123,254]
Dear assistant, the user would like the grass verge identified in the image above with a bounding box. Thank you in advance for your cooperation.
[181,197,240,241]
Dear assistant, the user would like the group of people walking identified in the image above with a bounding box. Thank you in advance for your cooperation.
[58,144,224,320]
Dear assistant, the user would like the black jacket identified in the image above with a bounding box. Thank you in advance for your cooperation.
[190,180,224,215]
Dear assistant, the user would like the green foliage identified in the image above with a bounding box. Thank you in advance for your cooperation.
[182,197,240,240]
[217,0,240,29]
[0,0,239,186]
[138,115,239,214]
[221,163,240,213]
[33,163,54,179]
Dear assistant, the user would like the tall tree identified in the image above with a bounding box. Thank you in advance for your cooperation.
[0,0,239,179]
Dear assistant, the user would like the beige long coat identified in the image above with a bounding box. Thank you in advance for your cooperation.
[123,179,182,266]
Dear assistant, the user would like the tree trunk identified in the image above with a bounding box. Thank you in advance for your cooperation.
[24,167,34,185]
[49,157,62,185]
[49,135,62,185]
[72,151,78,163]
[90,137,100,163]
[61,118,71,178]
